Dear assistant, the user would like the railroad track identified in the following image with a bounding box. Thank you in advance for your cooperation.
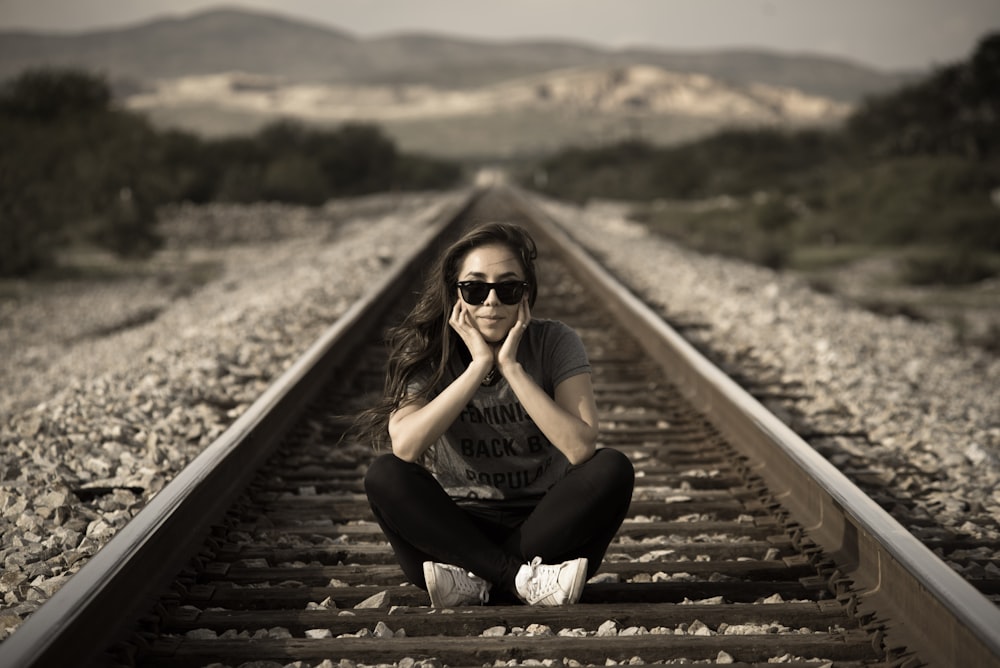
[3,185,999,668]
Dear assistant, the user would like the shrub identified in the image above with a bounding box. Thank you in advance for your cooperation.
[394,154,464,190]
[0,68,166,272]
[262,155,328,205]
[0,68,111,120]
[755,197,798,233]
[900,249,997,286]
[0,68,465,276]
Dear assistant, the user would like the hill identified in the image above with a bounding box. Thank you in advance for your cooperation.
[0,7,923,158]
[0,7,912,102]
[125,64,853,158]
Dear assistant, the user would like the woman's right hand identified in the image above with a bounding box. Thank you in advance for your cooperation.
[390,301,495,461]
[449,300,493,365]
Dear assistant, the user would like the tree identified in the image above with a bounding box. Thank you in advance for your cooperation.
[0,68,111,120]
[0,68,163,274]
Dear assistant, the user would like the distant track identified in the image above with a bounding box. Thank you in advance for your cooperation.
[2,185,999,668]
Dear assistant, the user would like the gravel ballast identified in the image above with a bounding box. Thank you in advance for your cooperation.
[0,192,466,640]
[536,195,1000,551]
[1,188,998,644]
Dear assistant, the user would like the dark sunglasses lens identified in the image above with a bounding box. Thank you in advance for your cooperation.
[461,283,490,304]
[495,282,525,304]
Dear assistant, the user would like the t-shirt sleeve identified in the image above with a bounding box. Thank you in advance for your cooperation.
[405,370,435,402]
[546,321,591,389]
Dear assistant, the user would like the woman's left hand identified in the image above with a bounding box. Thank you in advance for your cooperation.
[496,298,530,374]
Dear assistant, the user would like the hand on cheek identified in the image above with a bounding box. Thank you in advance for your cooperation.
[497,297,530,371]
[455,299,495,363]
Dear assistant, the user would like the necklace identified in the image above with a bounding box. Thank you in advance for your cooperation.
[481,366,499,386]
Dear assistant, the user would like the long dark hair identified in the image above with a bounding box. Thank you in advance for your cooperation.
[358,222,538,451]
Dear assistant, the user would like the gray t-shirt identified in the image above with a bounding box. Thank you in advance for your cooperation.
[421,319,591,503]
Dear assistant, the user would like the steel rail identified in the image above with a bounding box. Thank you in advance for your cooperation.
[0,190,478,668]
[509,185,1000,668]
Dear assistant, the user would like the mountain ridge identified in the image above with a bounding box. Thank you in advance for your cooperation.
[0,6,914,102]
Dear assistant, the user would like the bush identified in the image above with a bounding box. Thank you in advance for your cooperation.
[847,32,1000,159]
[819,156,999,247]
[521,32,1000,269]
[262,155,328,205]
[394,153,464,190]
[755,197,797,233]
[313,122,399,194]
[0,69,168,272]
[0,68,465,275]
[0,68,111,120]
[901,249,997,286]
[529,129,843,203]
[528,140,644,202]
[194,120,460,203]
[0,193,53,275]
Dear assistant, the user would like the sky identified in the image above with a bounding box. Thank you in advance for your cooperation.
[0,0,998,72]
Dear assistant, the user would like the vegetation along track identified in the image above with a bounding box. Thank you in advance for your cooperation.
[3,185,999,668]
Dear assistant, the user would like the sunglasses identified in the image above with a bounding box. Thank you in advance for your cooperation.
[456,280,528,305]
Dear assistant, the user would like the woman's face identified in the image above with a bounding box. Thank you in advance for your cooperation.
[456,243,525,343]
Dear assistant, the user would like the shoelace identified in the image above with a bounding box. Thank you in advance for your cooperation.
[451,568,489,603]
[521,556,557,600]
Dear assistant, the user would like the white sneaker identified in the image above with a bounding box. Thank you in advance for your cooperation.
[422,561,490,607]
[514,556,588,606]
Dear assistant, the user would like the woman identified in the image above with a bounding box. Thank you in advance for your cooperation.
[362,222,634,607]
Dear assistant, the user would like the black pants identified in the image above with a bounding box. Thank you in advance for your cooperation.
[364,448,634,600]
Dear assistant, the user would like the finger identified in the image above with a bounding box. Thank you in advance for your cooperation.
[513,302,528,332]
[459,306,475,329]
[449,301,467,332]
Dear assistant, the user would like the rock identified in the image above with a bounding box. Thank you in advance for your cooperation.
[596,620,619,636]
[305,628,332,639]
[354,590,390,609]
